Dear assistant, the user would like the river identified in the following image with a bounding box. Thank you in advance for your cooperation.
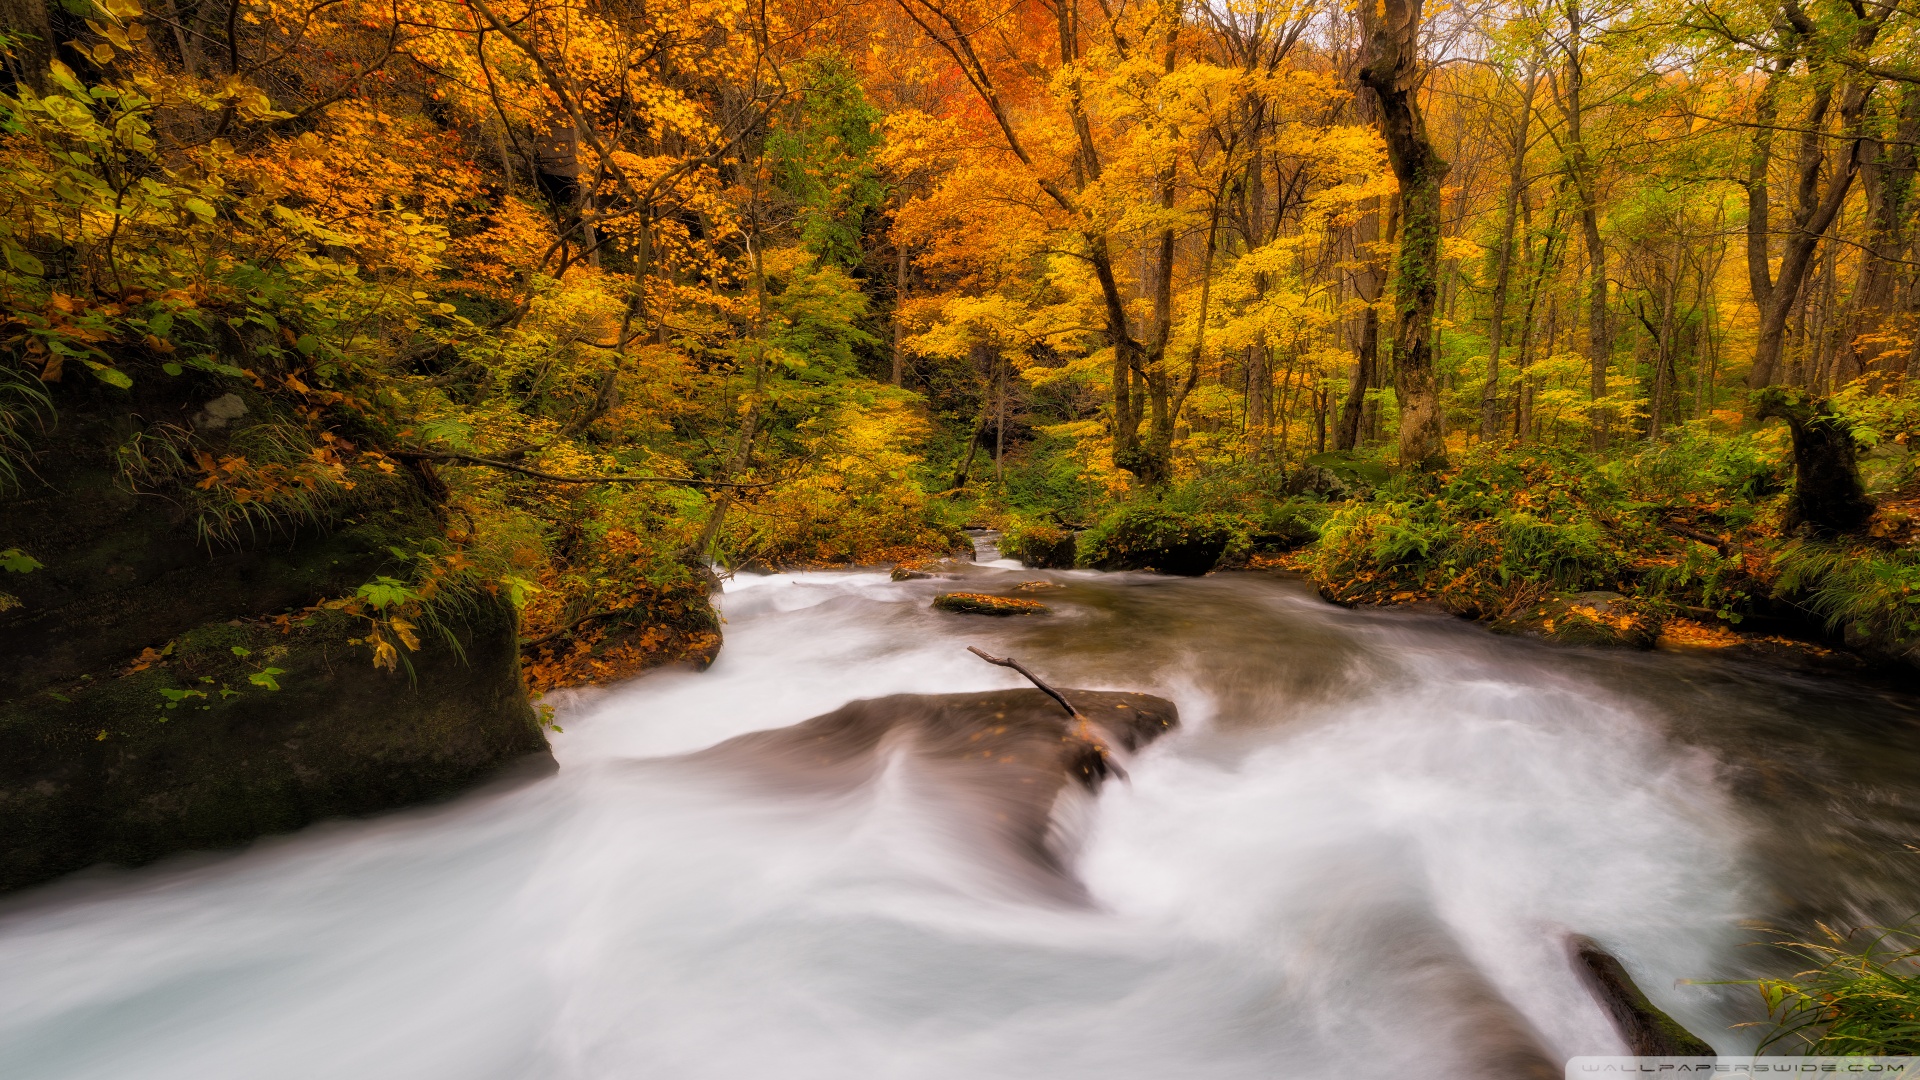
[4,551,1919,1078]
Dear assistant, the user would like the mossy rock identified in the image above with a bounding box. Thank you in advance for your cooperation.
[932,592,1050,616]
[1249,502,1322,552]
[0,375,547,894]
[1494,591,1660,649]
[1002,524,1078,569]
[1082,504,1233,576]
[0,598,546,893]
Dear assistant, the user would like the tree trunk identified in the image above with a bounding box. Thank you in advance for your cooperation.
[0,0,53,91]
[951,408,987,491]
[1513,194,1556,443]
[1337,187,1387,452]
[1131,7,1186,486]
[1337,303,1379,451]
[1482,62,1538,441]
[994,352,1007,482]
[1246,339,1269,454]
[1357,0,1448,470]
[1754,390,1876,535]
[1649,234,1684,439]
[1846,87,1920,384]
[1744,9,1889,389]
[892,239,909,387]
[1558,0,1610,452]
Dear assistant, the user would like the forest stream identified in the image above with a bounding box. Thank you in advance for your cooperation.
[4,547,1920,1079]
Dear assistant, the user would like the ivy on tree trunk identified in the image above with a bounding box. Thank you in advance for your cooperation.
[1357,0,1448,471]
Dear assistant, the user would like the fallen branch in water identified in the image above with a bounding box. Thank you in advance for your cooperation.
[967,646,1078,717]
[390,449,776,489]
[968,647,1128,783]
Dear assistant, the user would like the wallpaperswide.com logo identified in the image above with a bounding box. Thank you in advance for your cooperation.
[1568,1059,1920,1076]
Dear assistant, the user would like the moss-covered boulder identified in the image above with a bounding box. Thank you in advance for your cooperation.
[1294,452,1390,499]
[932,592,1050,616]
[1001,524,1078,569]
[1082,503,1233,576]
[0,375,548,894]
[0,601,543,892]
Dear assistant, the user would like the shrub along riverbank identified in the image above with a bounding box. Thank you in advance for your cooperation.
[967,413,1920,675]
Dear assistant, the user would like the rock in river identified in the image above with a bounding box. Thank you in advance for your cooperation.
[687,689,1177,900]
[932,592,1050,616]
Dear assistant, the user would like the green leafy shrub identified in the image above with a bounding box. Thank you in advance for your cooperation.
[996,431,1109,521]
[1244,499,1325,551]
[1613,424,1786,512]
[1308,447,1639,614]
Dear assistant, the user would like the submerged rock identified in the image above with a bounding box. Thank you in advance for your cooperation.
[891,556,970,581]
[932,592,1050,616]
[1569,935,1715,1054]
[1305,863,1560,1079]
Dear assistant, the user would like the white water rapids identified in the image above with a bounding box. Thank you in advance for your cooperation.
[6,555,1918,1079]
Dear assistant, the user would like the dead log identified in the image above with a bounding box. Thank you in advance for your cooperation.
[1569,934,1715,1055]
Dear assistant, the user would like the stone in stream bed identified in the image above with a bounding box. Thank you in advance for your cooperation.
[932,592,1050,616]
[684,689,1177,901]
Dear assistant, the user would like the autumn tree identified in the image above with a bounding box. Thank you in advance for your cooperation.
[1357,0,1448,468]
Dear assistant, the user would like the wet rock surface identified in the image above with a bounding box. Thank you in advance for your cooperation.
[689,688,1177,899]
[1569,935,1715,1055]
[932,592,1050,616]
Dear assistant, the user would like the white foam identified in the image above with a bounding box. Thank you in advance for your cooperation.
[0,570,1760,1079]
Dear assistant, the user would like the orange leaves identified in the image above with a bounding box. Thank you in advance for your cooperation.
[193,447,335,496]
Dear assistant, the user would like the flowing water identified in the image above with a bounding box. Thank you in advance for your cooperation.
[6,551,1920,1079]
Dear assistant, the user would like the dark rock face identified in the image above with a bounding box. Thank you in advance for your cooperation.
[0,386,548,894]
[1286,463,1351,501]
[0,600,547,893]
[1569,935,1715,1055]
[0,452,430,704]
[1101,537,1227,577]
[689,689,1177,899]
